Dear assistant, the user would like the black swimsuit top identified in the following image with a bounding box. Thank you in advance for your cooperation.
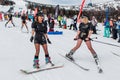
[32,21,47,34]
[79,22,93,34]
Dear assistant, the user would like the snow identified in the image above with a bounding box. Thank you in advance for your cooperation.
[0,17,120,80]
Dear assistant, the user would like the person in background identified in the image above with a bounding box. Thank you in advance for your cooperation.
[62,16,67,29]
[58,15,62,28]
[91,16,97,34]
[111,19,117,40]
[109,18,113,34]
[116,16,120,43]
[103,19,110,38]
[0,12,2,21]
[5,13,15,27]
[49,17,55,32]
[21,13,29,33]
[73,15,77,31]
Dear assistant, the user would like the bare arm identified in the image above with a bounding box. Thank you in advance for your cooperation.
[44,33,49,39]
[30,29,35,42]
[76,30,80,38]
[74,30,80,40]
[44,33,52,44]
[31,29,35,36]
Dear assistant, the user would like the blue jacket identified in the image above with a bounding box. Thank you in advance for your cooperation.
[104,21,110,28]
[116,20,120,29]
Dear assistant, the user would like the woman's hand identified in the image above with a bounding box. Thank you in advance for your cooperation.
[47,38,52,44]
[85,37,90,41]
[30,36,34,42]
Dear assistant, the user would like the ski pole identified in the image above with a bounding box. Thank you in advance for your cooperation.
[90,38,120,48]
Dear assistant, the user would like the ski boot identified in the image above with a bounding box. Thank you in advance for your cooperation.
[45,57,54,66]
[66,53,74,61]
[66,50,75,61]
[33,59,40,69]
[93,54,99,65]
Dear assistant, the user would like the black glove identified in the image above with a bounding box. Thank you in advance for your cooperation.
[47,38,52,44]
[74,38,78,40]
[30,36,34,42]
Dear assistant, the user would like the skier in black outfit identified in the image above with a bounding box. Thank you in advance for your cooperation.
[66,16,99,62]
[5,13,15,27]
[21,13,29,33]
[30,12,53,69]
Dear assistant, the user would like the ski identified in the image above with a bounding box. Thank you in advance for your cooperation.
[20,64,63,74]
[58,53,89,71]
[111,51,120,57]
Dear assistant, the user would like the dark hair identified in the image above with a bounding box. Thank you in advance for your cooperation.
[36,12,44,17]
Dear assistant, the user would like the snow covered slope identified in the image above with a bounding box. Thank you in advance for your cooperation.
[0,17,120,80]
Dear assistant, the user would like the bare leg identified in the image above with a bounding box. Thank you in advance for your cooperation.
[42,44,49,55]
[25,23,29,32]
[11,20,15,27]
[85,40,100,71]
[34,43,40,56]
[33,43,40,68]
[66,39,83,61]
[85,41,98,59]
[71,39,83,52]
[5,21,10,27]
[21,23,24,31]
[42,44,53,64]
[85,40,96,54]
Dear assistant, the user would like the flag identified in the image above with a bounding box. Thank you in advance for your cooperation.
[54,5,59,19]
[77,0,86,22]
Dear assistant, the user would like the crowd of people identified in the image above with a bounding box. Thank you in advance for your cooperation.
[103,17,120,43]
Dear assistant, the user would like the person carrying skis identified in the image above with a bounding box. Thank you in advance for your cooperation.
[66,16,99,62]
[30,12,53,69]
[5,13,15,27]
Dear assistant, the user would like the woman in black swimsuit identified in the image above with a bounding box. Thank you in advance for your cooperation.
[30,12,52,69]
[5,13,15,27]
[21,13,29,33]
[66,16,98,62]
